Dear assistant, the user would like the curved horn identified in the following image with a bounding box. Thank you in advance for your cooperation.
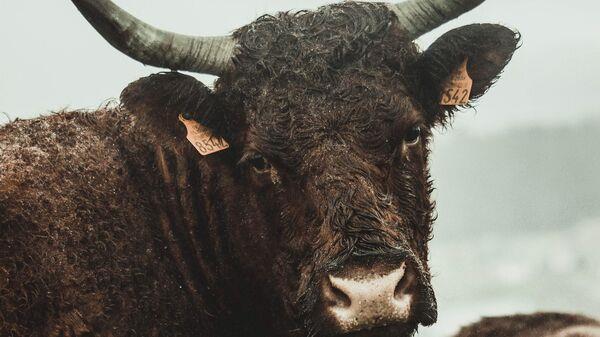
[389,0,485,39]
[72,0,236,76]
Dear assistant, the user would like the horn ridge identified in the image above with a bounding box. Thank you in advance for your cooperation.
[388,0,486,39]
[72,0,236,75]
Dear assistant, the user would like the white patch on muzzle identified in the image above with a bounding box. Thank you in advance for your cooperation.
[327,263,413,332]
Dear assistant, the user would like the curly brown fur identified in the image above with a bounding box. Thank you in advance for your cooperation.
[1,2,520,337]
[453,313,600,337]
[0,109,213,337]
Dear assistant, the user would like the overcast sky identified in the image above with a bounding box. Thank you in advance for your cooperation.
[1,0,599,134]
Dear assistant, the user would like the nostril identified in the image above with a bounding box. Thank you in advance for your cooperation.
[394,264,416,300]
[323,276,351,308]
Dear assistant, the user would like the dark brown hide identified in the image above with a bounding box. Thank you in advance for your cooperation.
[0,2,519,337]
[0,109,216,336]
[453,313,600,337]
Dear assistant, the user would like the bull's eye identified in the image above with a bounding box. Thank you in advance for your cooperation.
[404,125,421,146]
[248,154,272,174]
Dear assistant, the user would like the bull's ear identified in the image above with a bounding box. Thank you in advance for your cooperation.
[414,24,520,125]
[120,72,232,144]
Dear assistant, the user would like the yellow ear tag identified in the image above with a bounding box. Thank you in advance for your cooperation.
[440,58,473,106]
[178,114,229,156]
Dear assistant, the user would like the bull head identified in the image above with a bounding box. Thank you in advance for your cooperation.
[72,0,519,336]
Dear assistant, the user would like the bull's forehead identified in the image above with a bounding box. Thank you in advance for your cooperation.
[233,2,402,57]
[230,2,420,107]
[229,1,422,166]
[232,1,418,78]
[250,74,416,134]
[246,78,420,171]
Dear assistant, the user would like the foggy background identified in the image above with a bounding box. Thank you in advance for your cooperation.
[1,0,599,336]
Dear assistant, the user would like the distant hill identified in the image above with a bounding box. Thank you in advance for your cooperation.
[423,120,600,337]
[430,119,600,239]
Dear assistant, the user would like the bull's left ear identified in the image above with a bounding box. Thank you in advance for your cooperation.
[413,24,520,124]
[120,72,236,146]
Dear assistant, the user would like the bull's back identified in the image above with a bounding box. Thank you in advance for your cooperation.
[453,312,600,337]
[0,109,203,337]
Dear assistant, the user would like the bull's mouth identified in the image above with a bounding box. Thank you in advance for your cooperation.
[330,323,418,337]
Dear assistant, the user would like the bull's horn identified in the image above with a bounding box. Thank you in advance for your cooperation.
[71,0,236,76]
[389,0,486,39]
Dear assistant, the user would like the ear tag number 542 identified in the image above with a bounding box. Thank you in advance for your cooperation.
[440,58,473,106]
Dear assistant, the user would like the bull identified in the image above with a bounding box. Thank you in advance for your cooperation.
[0,0,520,336]
[453,313,600,337]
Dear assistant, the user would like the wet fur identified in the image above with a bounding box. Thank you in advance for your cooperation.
[1,2,519,337]
[453,313,600,337]
[0,108,215,336]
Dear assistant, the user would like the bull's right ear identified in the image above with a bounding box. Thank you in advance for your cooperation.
[411,24,520,125]
[120,72,233,145]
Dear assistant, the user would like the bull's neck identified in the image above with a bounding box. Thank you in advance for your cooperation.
[137,139,287,335]
[149,143,269,332]
[148,144,226,321]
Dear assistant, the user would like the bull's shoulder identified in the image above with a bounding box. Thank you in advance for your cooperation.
[453,312,600,337]
[0,108,162,336]
[0,108,145,226]
[0,108,208,337]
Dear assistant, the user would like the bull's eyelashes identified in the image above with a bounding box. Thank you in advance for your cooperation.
[240,152,272,174]
[403,125,421,147]
[250,155,272,174]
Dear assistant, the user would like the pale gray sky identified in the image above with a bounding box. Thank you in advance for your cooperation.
[1,0,599,134]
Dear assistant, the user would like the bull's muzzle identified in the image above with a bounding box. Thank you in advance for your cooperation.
[321,261,417,334]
